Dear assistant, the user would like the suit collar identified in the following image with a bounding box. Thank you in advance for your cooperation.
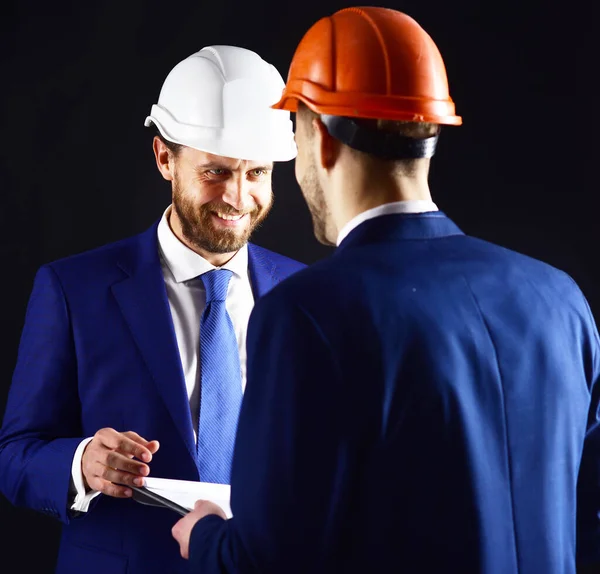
[336,211,464,253]
[116,219,275,290]
[115,219,161,277]
[336,200,440,245]
[112,221,199,470]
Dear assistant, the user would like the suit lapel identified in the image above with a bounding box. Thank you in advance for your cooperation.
[110,235,282,469]
[248,243,279,299]
[111,223,198,467]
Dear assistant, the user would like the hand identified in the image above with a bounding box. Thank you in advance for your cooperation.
[81,428,160,498]
[171,500,227,559]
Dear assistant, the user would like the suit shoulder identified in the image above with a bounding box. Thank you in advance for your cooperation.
[37,223,158,287]
[466,235,577,282]
[44,234,138,273]
[450,235,593,315]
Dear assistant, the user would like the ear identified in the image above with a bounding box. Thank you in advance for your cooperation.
[153,136,175,181]
[312,117,340,170]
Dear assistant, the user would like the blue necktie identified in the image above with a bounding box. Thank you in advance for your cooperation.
[197,269,243,484]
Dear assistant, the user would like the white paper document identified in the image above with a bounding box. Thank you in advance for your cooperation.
[143,476,232,518]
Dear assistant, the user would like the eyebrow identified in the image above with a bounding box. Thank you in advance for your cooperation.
[195,162,274,171]
[195,162,233,170]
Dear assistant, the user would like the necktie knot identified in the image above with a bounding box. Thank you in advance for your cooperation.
[200,269,233,303]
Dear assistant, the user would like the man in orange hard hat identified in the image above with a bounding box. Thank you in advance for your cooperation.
[172,8,600,574]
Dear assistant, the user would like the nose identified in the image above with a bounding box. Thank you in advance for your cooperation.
[221,177,253,212]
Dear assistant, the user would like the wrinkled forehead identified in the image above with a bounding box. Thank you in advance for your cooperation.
[182,146,273,170]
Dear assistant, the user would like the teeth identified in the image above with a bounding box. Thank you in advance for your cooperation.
[215,212,244,221]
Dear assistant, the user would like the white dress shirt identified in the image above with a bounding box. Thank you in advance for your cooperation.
[70,205,254,511]
[336,199,439,246]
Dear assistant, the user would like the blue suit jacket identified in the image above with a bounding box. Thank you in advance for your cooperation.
[189,212,600,574]
[0,219,305,574]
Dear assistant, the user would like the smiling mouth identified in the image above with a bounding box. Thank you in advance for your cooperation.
[214,212,245,221]
[211,211,251,225]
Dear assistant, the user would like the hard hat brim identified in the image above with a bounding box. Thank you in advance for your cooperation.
[272,80,462,126]
[145,107,297,162]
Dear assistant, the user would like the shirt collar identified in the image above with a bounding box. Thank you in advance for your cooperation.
[157,205,249,283]
[336,200,439,246]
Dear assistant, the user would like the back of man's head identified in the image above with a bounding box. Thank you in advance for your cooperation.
[274,7,462,168]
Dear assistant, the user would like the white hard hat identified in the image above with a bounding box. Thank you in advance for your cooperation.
[144,45,297,162]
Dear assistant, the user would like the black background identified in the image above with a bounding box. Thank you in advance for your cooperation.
[0,0,594,571]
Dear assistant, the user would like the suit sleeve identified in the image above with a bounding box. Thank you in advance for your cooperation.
[0,264,84,524]
[576,294,600,569]
[189,289,348,574]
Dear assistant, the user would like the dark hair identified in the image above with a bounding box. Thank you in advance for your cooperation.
[297,102,439,175]
[297,102,439,141]
[152,125,185,157]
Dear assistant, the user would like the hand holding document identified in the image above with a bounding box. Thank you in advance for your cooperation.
[138,476,232,518]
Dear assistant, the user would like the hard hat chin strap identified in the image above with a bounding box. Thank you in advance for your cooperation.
[320,114,438,160]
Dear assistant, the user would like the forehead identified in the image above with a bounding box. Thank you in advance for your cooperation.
[182,147,273,169]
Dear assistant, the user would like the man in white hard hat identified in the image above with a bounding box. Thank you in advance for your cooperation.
[0,45,304,574]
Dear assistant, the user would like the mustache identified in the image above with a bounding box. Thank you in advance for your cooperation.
[202,202,257,216]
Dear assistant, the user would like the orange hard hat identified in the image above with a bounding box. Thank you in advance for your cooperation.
[272,7,462,126]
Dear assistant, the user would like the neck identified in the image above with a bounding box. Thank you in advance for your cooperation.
[329,155,433,236]
[196,250,238,268]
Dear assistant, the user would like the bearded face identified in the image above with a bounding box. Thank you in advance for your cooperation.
[294,111,336,247]
[168,147,274,255]
[298,160,332,246]
[172,178,272,254]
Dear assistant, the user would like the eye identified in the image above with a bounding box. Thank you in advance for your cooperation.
[250,168,268,177]
[208,168,226,176]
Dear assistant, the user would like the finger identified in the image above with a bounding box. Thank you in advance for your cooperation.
[101,432,154,462]
[94,428,143,456]
[171,522,188,559]
[94,427,123,447]
[122,430,153,444]
[122,431,159,449]
[85,469,134,498]
[146,440,160,454]
[105,451,151,478]
[171,522,180,540]
[86,447,149,478]
[90,478,133,499]
[88,459,148,488]
[91,429,155,463]
[121,432,160,461]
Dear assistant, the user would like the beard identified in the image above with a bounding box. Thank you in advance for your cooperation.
[299,161,335,246]
[172,178,272,254]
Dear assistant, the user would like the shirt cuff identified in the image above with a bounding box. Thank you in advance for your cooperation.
[70,437,101,512]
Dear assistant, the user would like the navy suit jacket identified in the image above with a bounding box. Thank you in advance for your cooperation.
[0,219,305,574]
[189,212,600,574]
